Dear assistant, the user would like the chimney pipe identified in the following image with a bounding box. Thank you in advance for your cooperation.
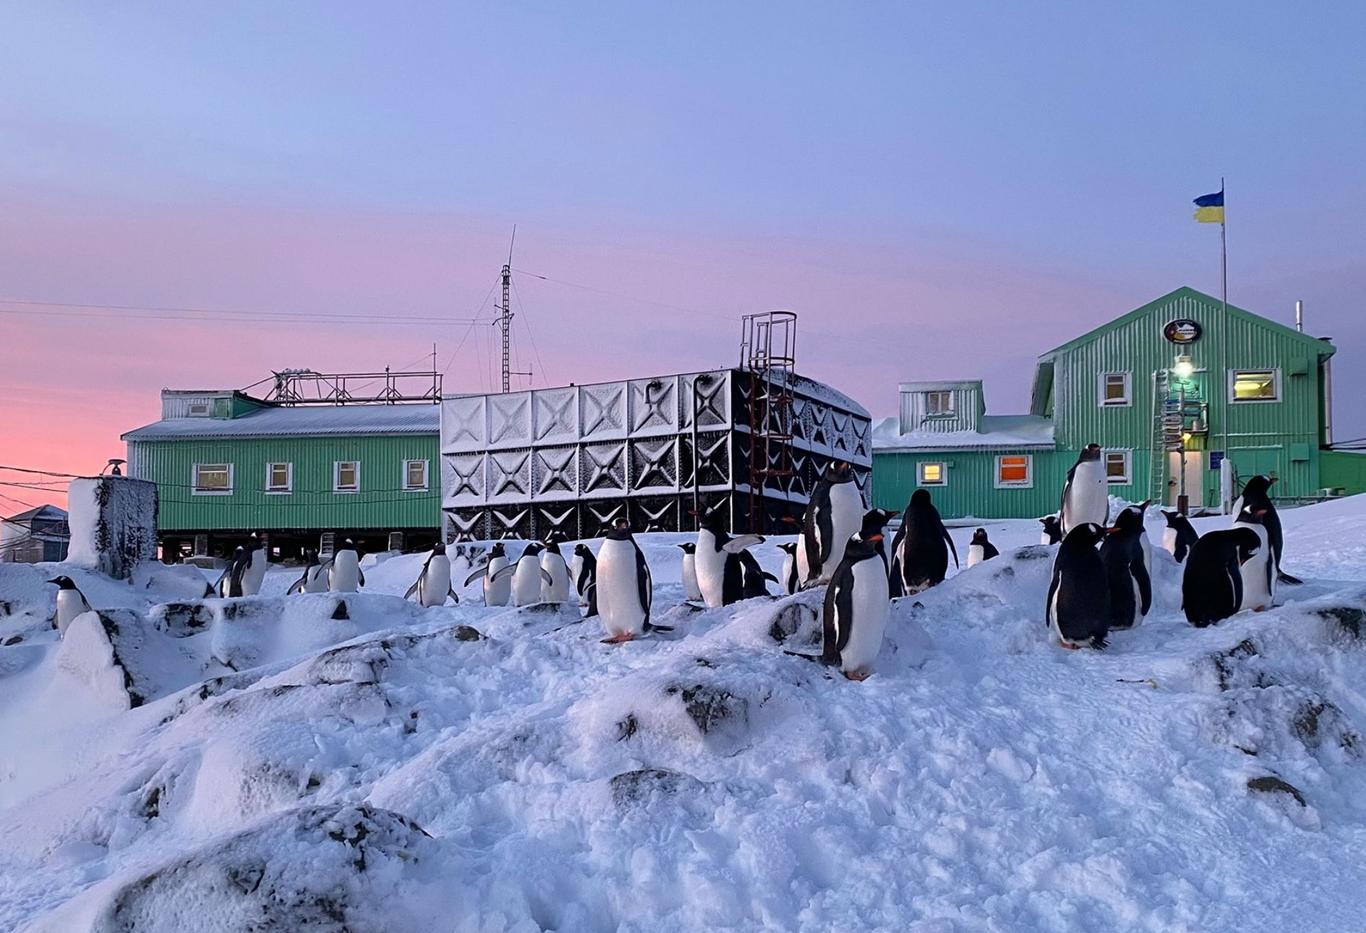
[1295,299,1304,332]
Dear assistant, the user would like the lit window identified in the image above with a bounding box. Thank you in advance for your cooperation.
[995,454,1033,487]
[192,463,232,495]
[925,391,954,417]
[1231,369,1278,402]
[918,461,947,486]
[403,459,429,491]
[334,461,360,493]
[1103,450,1131,484]
[266,462,292,493]
[1100,372,1130,406]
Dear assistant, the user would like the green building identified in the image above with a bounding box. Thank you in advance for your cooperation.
[872,286,1362,519]
[123,390,441,558]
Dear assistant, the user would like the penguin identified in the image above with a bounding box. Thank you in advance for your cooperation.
[1233,505,1276,611]
[1059,444,1109,536]
[1115,500,1153,579]
[888,489,958,596]
[286,549,329,595]
[778,542,800,595]
[538,534,572,603]
[966,528,999,567]
[404,546,458,608]
[240,533,268,597]
[327,539,365,593]
[1098,507,1152,630]
[1161,510,1200,564]
[821,508,897,680]
[488,542,555,607]
[675,542,702,602]
[572,543,599,617]
[215,546,249,597]
[593,519,670,644]
[798,460,864,587]
[1045,523,1110,649]
[1232,474,1298,584]
[1039,515,1063,545]
[48,576,92,636]
[692,506,773,608]
[465,542,512,606]
[1181,527,1262,627]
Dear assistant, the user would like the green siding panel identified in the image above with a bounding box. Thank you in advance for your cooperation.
[1321,450,1366,495]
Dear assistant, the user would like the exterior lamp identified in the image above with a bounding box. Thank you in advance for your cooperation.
[1172,355,1195,380]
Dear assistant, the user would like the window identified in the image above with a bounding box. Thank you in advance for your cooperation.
[1099,372,1131,406]
[1230,369,1279,402]
[266,462,292,493]
[1103,450,1131,484]
[925,391,954,417]
[187,402,210,416]
[403,459,429,491]
[192,463,233,495]
[334,461,360,493]
[918,461,947,486]
[995,454,1033,488]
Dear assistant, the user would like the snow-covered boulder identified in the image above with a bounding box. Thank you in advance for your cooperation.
[66,477,158,581]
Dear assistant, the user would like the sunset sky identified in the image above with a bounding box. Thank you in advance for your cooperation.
[4,2,1364,512]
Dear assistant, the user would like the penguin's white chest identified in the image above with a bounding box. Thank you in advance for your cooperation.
[330,553,360,592]
[824,482,863,571]
[512,557,542,606]
[694,532,727,608]
[781,552,796,594]
[1162,526,1179,556]
[1063,462,1109,530]
[541,553,570,602]
[680,553,701,601]
[967,544,985,568]
[837,559,890,675]
[570,555,585,594]
[1235,522,1275,611]
[421,556,452,607]
[304,564,328,593]
[596,539,648,637]
[242,550,268,596]
[484,557,511,606]
[55,589,90,636]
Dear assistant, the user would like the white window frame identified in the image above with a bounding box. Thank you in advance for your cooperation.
[265,462,293,494]
[1098,371,1131,407]
[403,459,429,492]
[1229,368,1281,404]
[334,460,361,494]
[1103,449,1132,485]
[917,460,948,486]
[192,463,233,496]
[994,454,1034,488]
[925,390,955,418]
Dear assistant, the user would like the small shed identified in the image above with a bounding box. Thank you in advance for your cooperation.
[0,504,71,563]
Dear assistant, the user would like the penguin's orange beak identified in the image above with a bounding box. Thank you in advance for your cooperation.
[1106,526,1122,535]
[868,533,884,542]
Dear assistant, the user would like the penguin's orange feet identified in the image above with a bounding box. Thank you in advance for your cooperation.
[1058,641,1082,650]
[843,670,871,681]
[601,633,635,644]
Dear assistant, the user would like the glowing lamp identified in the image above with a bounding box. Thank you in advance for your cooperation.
[1172,355,1195,379]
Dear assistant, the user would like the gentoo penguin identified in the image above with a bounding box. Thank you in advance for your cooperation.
[488,542,555,607]
[675,543,702,602]
[1059,444,1109,536]
[778,542,800,595]
[538,534,572,603]
[888,489,958,596]
[594,519,670,644]
[465,542,512,606]
[1039,515,1063,545]
[286,549,329,594]
[1161,510,1200,564]
[404,546,458,607]
[1233,475,1298,583]
[1182,527,1262,627]
[1114,500,1153,578]
[798,460,864,587]
[967,528,999,567]
[328,539,365,593]
[693,506,773,608]
[48,576,92,636]
[240,534,268,597]
[1099,507,1152,630]
[215,546,249,597]
[572,543,598,617]
[1233,506,1276,611]
[821,508,896,680]
[1045,523,1110,649]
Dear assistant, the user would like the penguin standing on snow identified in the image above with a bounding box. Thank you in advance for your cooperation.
[1046,523,1111,649]
[538,533,572,604]
[821,508,897,680]
[1182,527,1262,626]
[1233,506,1276,611]
[798,460,864,587]
[48,575,92,636]
[675,543,702,602]
[778,542,800,595]
[888,489,958,596]
[489,542,555,607]
[1099,507,1152,630]
[593,519,670,644]
[215,546,249,597]
[1039,515,1063,545]
[240,534,268,597]
[465,542,511,606]
[967,528,999,567]
[286,549,329,595]
[1233,475,1297,584]
[1161,510,1200,564]
[405,546,458,607]
[1059,444,1109,536]
[572,543,598,617]
[328,539,365,593]
[693,506,774,608]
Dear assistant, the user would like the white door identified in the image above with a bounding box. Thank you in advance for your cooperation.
[1167,452,1204,508]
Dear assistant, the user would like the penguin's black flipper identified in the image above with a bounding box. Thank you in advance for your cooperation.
[783,649,828,664]
[203,582,217,599]
[488,565,518,583]
[1229,559,1244,615]
[1133,557,1152,616]
[285,577,304,596]
[539,568,556,588]
[1277,570,1303,585]
[211,568,230,597]
[941,523,959,569]
[358,569,366,588]
[447,587,460,605]
[403,580,420,601]
[643,622,674,633]
[761,572,780,584]
[465,566,490,587]
[721,535,765,554]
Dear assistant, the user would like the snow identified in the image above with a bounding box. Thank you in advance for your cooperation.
[872,414,1056,451]
[2,498,1366,929]
[65,478,158,580]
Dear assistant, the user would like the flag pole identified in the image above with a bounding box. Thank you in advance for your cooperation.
[1219,176,1231,513]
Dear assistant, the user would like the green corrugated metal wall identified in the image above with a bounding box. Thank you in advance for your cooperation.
[129,434,441,531]
[1321,450,1366,495]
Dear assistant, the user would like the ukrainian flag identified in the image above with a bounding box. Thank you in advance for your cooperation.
[1193,189,1224,224]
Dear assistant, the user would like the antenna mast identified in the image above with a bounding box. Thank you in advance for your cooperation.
[501,226,514,393]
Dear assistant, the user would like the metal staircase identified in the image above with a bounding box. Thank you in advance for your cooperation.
[1148,368,1210,507]
[739,311,798,534]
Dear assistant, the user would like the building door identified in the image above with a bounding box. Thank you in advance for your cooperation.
[1167,451,1204,508]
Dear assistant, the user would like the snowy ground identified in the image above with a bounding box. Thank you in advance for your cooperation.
[2,500,1366,931]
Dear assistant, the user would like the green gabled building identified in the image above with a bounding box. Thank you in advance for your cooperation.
[873,286,1360,519]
